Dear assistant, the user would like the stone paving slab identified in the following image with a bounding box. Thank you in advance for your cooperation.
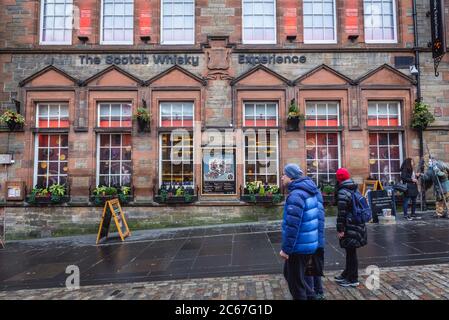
[1,263,449,300]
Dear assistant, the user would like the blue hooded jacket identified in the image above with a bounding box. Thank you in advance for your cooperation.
[281,176,325,255]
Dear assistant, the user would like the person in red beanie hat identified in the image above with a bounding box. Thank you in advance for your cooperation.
[336,168,350,183]
[334,168,368,288]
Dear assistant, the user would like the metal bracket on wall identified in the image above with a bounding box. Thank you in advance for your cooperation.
[434,55,444,77]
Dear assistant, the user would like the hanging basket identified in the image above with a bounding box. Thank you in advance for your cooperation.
[137,118,148,132]
[286,117,300,131]
[6,120,17,132]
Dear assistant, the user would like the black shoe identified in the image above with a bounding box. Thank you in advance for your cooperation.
[334,275,346,283]
[411,215,422,220]
[338,279,360,288]
[405,215,413,221]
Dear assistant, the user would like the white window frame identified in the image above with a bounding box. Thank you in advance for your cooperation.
[305,101,340,127]
[242,0,277,45]
[363,0,398,44]
[33,134,69,188]
[100,0,134,45]
[368,132,403,183]
[367,101,401,126]
[306,132,341,185]
[303,0,337,44]
[159,102,194,127]
[158,131,195,187]
[39,0,73,45]
[96,134,132,187]
[36,103,69,128]
[243,102,279,127]
[97,102,132,128]
[160,0,195,45]
[243,130,280,186]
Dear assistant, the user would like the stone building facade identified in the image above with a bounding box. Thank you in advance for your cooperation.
[0,0,448,238]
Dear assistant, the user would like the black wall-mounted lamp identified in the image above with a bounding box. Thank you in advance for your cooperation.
[140,36,151,44]
[77,36,89,44]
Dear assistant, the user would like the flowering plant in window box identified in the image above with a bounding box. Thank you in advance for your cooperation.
[241,182,284,205]
[286,101,304,132]
[26,184,70,205]
[154,184,198,204]
[91,185,133,206]
[134,107,151,132]
[0,109,25,131]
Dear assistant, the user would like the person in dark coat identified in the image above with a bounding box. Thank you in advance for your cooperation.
[400,158,421,221]
[334,168,367,287]
[280,164,324,300]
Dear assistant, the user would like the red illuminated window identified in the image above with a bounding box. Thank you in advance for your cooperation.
[367,102,400,126]
[160,102,194,127]
[98,102,132,128]
[306,132,340,185]
[369,132,402,184]
[244,102,278,127]
[37,103,69,128]
[305,102,339,127]
[35,134,69,188]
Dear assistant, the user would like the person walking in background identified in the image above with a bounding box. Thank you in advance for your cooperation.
[280,164,323,300]
[400,158,421,221]
[334,168,368,288]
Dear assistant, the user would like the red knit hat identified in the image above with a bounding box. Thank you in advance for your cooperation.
[336,168,350,183]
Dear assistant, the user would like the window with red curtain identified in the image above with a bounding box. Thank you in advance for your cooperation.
[37,103,69,128]
[98,102,132,128]
[305,101,339,127]
[35,134,69,188]
[244,102,278,127]
[368,101,400,126]
[160,102,194,127]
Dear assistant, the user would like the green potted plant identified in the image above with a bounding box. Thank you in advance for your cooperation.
[321,184,335,205]
[411,101,435,130]
[49,184,67,203]
[0,109,25,131]
[134,107,151,132]
[286,100,304,131]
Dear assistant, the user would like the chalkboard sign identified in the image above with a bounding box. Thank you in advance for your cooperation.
[0,207,5,249]
[368,190,394,223]
[96,199,131,244]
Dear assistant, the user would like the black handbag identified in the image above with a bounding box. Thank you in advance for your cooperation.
[394,183,407,193]
[305,248,324,277]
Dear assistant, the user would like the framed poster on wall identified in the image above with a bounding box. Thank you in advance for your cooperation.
[202,147,236,194]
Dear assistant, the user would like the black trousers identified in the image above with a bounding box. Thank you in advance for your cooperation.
[342,247,358,282]
[283,253,312,300]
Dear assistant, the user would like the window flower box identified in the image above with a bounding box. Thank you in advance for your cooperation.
[154,185,198,204]
[240,183,284,205]
[26,184,70,205]
[90,186,133,206]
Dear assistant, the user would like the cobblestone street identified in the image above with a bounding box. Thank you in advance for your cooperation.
[2,263,449,300]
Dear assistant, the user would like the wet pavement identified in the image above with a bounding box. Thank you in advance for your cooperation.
[1,214,449,292]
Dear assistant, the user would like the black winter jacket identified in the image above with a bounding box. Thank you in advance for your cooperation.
[336,179,368,249]
[400,167,419,198]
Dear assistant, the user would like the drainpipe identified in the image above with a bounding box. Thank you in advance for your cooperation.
[412,0,426,211]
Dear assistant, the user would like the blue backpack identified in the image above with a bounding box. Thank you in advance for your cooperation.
[350,190,372,224]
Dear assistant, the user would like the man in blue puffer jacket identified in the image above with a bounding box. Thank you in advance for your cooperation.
[280,164,325,300]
